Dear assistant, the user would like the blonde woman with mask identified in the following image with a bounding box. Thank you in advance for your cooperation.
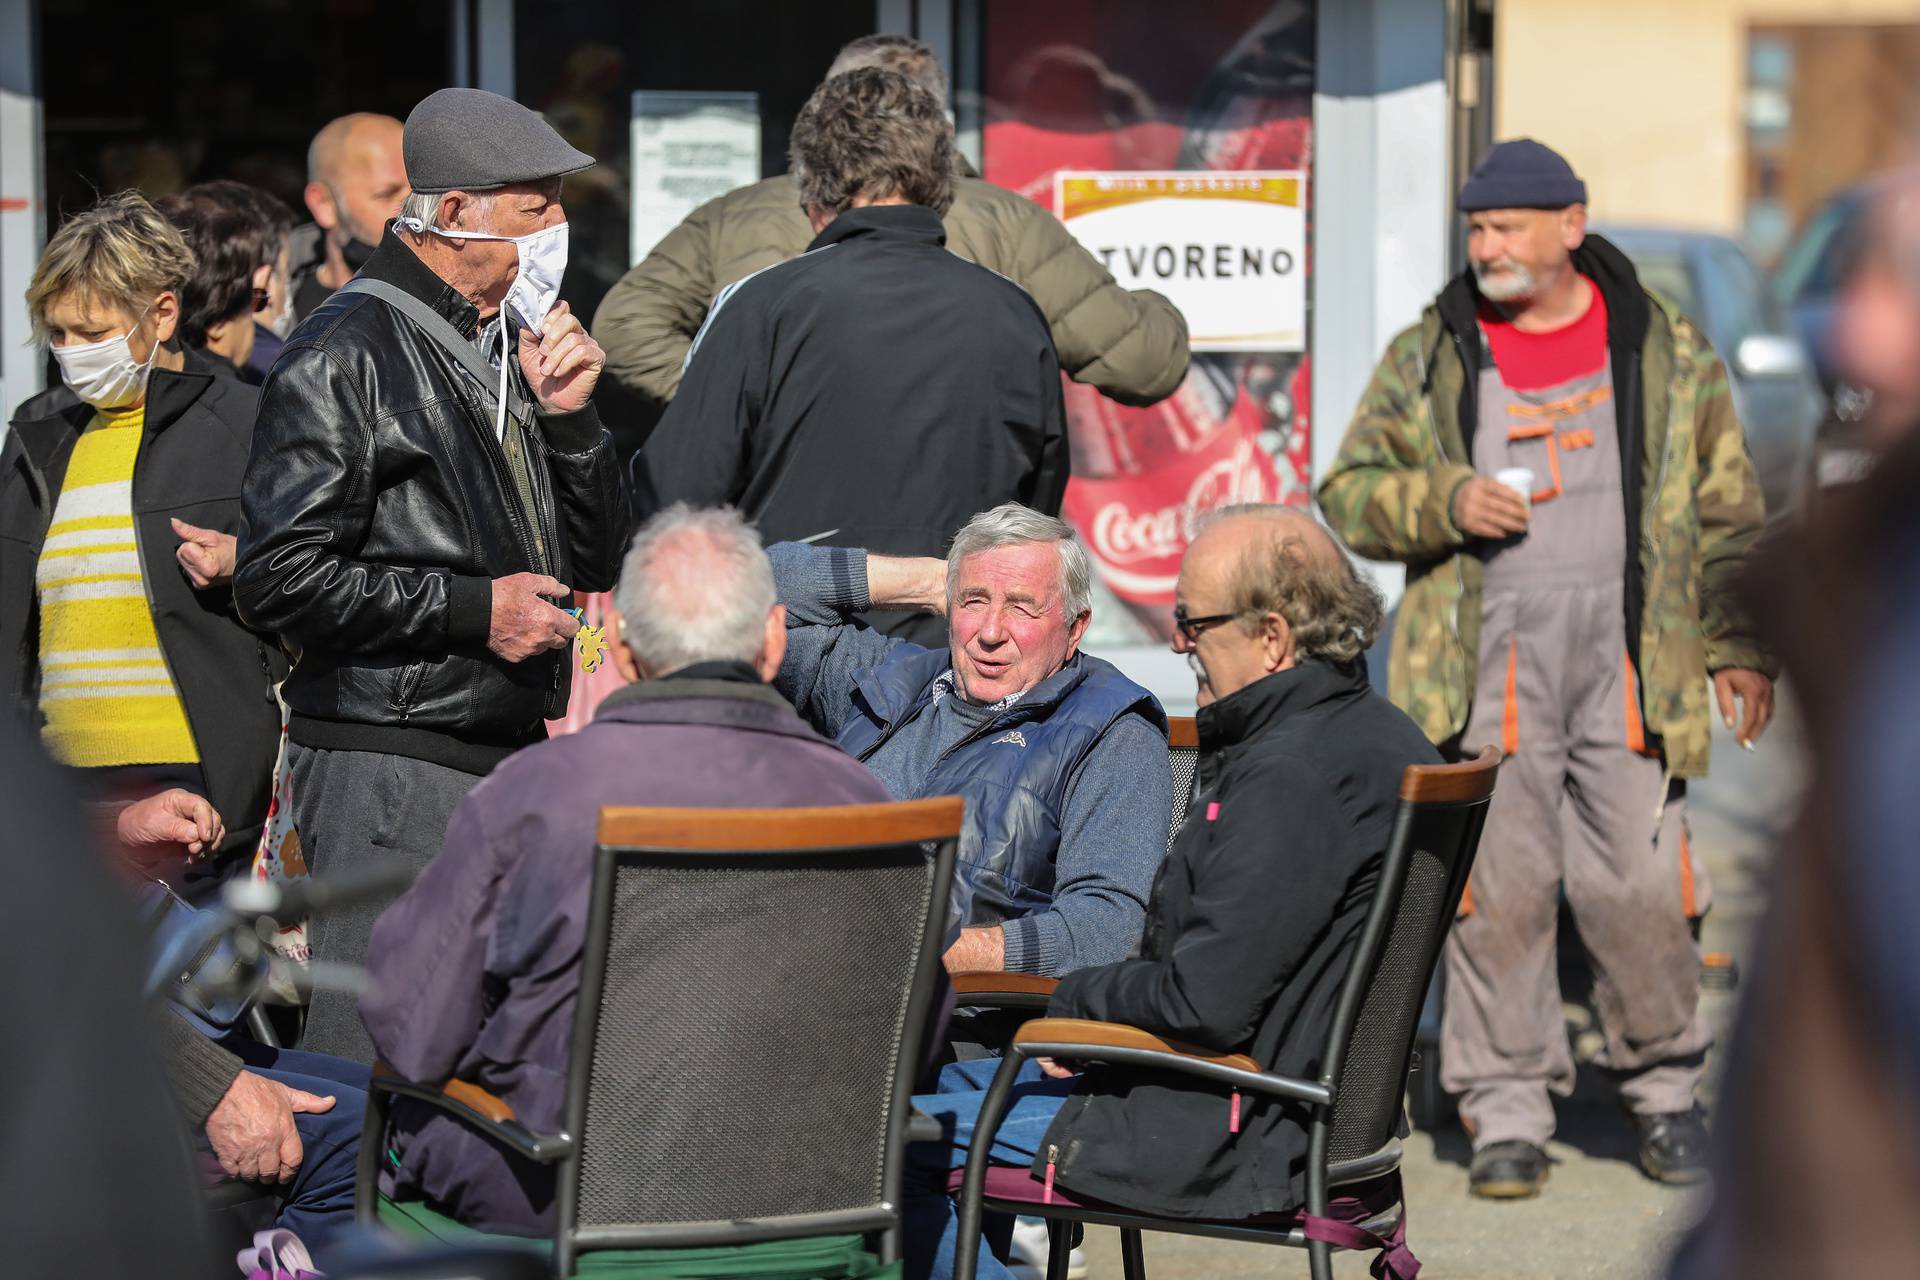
[1,190,285,891]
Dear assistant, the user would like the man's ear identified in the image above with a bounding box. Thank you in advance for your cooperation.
[1064,609,1091,660]
[755,605,788,682]
[1261,610,1294,672]
[304,181,338,232]
[1562,202,1588,251]
[608,609,644,684]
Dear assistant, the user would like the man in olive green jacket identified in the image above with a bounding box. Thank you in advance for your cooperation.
[592,36,1190,428]
[1319,140,1776,1199]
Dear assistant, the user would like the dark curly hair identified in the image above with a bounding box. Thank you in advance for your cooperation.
[789,67,955,219]
[155,180,294,348]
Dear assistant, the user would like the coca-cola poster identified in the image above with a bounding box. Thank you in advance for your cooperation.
[982,0,1314,642]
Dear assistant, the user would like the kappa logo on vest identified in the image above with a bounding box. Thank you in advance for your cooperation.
[990,730,1028,748]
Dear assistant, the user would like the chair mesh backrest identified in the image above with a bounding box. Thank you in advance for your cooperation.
[1167,743,1200,855]
[1326,802,1481,1162]
[572,845,937,1228]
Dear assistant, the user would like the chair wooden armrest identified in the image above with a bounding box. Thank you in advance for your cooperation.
[368,1060,574,1164]
[1009,1018,1333,1108]
[950,972,1059,1009]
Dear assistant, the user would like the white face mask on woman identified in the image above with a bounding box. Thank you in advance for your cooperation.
[52,305,159,409]
[395,214,569,336]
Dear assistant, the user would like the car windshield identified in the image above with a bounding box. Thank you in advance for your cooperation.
[1773,194,1865,307]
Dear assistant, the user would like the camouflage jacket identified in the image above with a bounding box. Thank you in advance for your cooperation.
[1317,235,1774,777]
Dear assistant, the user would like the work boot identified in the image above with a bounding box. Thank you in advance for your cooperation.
[1468,1140,1550,1199]
[1634,1107,1711,1185]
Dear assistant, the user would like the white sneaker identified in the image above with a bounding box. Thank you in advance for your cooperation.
[1007,1216,1090,1280]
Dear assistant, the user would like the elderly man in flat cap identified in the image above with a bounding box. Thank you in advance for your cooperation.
[237,87,631,1059]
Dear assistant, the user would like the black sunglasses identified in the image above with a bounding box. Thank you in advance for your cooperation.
[250,285,271,314]
[1172,606,1246,642]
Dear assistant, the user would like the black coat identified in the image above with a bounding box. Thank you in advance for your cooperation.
[1043,660,1441,1219]
[633,203,1069,577]
[0,351,285,858]
[234,229,631,775]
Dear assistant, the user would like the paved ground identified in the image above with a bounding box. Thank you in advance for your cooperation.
[1068,693,1807,1280]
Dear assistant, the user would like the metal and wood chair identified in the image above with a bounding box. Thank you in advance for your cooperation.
[951,748,1502,1280]
[354,798,962,1278]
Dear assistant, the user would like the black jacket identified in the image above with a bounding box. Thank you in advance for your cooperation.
[234,230,631,775]
[1042,660,1440,1219]
[0,352,285,857]
[632,203,1069,607]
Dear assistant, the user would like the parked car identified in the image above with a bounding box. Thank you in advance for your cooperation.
[1604,225,1824,518]
[1770,176,1903,494]
[1771,180,1874,396]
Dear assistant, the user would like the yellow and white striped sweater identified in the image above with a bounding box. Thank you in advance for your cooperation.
[36,405,199,767]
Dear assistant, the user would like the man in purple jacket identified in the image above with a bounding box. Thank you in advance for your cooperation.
[359,503,893,1234]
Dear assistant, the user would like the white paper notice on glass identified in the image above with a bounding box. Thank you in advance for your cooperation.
[629,91,761,265]
[1055,171,1307,352]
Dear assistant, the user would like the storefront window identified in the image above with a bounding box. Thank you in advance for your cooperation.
[39,0,448,227]
[977,0,1315,644]
[514,2,877,325]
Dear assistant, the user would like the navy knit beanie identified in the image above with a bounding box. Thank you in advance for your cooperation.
[1457,138,1587,212]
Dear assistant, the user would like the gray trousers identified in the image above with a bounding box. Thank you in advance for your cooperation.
[287,744,481,1061]
[1440,578,1712,1149]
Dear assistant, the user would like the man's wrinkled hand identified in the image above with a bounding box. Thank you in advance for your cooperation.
[1452,477,1532,540]
[171,518,238,589]
[205,1070,335,1184]
[1712,668,1774,749]
[118,788,225,860]
[1034,1057,1076,1080]
[518,301,603,414]
[488,573,579,663]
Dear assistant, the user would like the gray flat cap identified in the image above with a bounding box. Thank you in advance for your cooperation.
[404,87,593,193]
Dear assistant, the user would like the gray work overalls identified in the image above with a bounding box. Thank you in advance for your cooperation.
[1439,340,1712,1149]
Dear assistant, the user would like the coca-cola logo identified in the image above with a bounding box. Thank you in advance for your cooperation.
[1088,440,1273,567]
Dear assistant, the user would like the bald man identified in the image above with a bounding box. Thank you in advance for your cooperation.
[905,505,1442,1279]
[289,113,407,321]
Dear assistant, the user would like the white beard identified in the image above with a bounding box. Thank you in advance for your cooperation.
[1473,259,1537,303]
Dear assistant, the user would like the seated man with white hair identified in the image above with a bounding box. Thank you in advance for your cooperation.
[771,502,1172,986]
[359,503,893,1235]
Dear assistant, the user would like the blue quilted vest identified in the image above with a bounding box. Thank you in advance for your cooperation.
[835,647,1165,926]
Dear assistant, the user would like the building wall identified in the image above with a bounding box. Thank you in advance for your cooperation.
[1495,0,1916,236]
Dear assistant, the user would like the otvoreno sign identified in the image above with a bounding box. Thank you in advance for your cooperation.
[1055,171,1306,352]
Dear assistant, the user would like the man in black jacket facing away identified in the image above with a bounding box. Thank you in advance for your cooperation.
[905,505,1440,1280]
[236,88,630,1058]
[632,67,1068,644]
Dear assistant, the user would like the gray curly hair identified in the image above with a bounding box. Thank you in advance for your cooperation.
[789,67,955,218]
[1208,505,1384,664]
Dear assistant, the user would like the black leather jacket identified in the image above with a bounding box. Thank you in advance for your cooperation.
[235,231,630,774]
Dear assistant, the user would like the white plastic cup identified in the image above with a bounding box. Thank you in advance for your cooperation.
[1495,467,1535,510]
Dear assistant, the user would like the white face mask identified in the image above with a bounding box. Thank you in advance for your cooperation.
[53,306,160,409]
[397,214,569,336]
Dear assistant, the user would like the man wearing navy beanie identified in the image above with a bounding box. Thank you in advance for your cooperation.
[1319,140,1776,1198]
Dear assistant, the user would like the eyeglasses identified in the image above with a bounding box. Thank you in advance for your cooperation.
[1172,606,1246,642]
[250,286,271,314]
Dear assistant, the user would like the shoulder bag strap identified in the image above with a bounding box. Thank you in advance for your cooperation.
[335,277,537,425]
